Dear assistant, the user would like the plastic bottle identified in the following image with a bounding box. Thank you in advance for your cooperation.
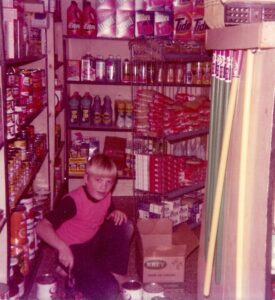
[81,53,95,82]
[67,1,82,36]
[116,55,122,82]
[122,58,131,83]
[82,1,97,37]
[125,101,133,129]
[116,100,125,128]
[105,55,116,82]
[69,92,80,125]
[92,95,102,126]
[95,55,105,82]
[80,92,92,126]
[102,96,113,126]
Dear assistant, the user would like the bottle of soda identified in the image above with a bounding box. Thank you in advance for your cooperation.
[95,55,105,82]
[116,55,122,82]
[82,1,97,37]
[92,95,102,126]
[67,1,82,36]
[102,95,113,126]
[105,55,116,82]
[69,92,80,125]
[80,92,92,126]
[81,53,95,82]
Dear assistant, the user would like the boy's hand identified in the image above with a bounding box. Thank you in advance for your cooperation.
[107,209,127,225]
[58,244,74,271]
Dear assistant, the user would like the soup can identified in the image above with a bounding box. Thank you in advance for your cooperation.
[143,282,164,300]
[36,273,57,300]
[121,280,143,300]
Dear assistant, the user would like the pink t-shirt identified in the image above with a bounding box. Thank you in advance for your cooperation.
[56,186,111,245]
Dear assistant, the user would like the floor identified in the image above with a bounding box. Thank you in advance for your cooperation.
[27,197,199,299]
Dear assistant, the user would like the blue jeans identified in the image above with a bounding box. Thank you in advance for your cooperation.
[70,219,134,300]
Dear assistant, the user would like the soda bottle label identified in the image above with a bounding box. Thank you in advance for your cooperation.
[106,57,116,82]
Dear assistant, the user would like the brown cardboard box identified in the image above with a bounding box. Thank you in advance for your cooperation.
[136,218,199,289]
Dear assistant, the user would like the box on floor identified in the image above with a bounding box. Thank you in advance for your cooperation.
[136,218,199,289]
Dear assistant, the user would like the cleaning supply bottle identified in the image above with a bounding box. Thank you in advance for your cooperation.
[102,95,113,126]
[92,95,102,126]
[125,101,133,129]
[116,100,125,128]
[68,92,80,125]
[80,92,92,126]
[105,55,116,82]
[82,1,97,37]
[67,1,82,36]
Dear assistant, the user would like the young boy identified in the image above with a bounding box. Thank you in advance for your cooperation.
[36,154,134,300]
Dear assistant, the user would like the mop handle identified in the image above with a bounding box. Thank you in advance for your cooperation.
[203,50,243,296]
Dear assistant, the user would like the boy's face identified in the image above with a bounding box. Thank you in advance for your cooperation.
[85,173,115,200]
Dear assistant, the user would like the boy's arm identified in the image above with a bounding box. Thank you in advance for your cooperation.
[36,196,76,270]
[36,219,74,269]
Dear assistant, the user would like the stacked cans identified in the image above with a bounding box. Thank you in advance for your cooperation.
[5,68,45,140]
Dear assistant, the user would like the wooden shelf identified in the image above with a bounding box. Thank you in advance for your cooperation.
[69,125,132,132]
[64,35,131,41]
[165,128,209,142]
[5,55,46,66]
[66,80,132,86]
[11,150,48,210]
[134,128,209,142]
[69,174,133,180]
[66,80,210,88]
[135,181,205,200]
[24,105,47,127]
[206,22,275,50]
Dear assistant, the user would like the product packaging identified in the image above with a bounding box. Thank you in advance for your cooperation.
[116,10,135,38]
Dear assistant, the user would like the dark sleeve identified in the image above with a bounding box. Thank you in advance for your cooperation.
[108,198,115,214]
[45,196,77,229]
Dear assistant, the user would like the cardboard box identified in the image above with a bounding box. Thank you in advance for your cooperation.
[136,218,199,288]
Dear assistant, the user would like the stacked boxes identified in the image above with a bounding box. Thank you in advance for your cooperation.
[134,89,210,138]
[135,154,207,193]
[138,191,203,227]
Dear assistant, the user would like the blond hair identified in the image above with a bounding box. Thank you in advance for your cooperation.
[86,154,117,178]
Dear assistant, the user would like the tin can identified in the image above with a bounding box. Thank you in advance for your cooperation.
[121,280,142,300]
[0,283,9,299]
[36,273,57,300]
[143,282,164,300]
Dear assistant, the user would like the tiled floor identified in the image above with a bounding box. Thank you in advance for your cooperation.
[27,197,199,299]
